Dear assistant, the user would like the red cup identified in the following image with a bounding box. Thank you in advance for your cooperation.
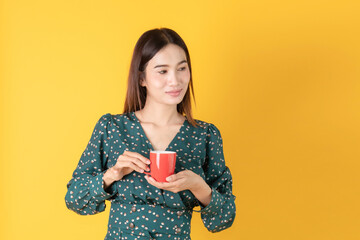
[144,151,176,182]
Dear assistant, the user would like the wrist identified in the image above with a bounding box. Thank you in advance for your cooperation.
[191,181,212,207]
[191,178,211,196]
[103,168,117,189]
[193,182,211,196]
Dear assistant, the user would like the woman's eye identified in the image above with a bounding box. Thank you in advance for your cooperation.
[158,67,186,74]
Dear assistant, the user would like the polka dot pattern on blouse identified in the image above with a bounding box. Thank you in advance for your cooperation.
[65,112,236,239]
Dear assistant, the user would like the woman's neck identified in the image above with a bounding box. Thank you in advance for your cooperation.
[136,102,184,127]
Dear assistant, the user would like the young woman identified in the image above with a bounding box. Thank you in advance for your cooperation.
[65,28,236,240]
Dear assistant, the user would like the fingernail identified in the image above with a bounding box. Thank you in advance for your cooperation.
[147,160,150,164]
[166,176,171,181]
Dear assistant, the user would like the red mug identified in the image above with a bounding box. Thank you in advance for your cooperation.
[144,150,176,182]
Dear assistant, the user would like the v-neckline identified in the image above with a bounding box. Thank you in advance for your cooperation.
[131,111,187,152]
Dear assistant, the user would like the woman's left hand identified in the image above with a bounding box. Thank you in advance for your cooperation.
[145,169,213,207]
[144,169,204,193]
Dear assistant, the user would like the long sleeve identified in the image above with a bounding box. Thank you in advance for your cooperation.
[194,123,236,232]
[65,113,117,215]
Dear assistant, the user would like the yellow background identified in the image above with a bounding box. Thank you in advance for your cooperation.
[1,0,359,239]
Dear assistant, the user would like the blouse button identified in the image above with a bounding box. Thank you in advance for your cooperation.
[131,206,136,212]
[129,223,135,229]
[175,227,181,234]
[177,211,183,216]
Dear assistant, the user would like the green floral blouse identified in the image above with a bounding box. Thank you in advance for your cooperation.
[65,112,236,239]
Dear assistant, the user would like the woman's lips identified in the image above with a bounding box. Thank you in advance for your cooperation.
[166,89,182,97]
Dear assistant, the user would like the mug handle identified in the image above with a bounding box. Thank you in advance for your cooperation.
[144,155,151,175]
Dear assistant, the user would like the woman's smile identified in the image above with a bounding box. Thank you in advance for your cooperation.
[166,89,182,97]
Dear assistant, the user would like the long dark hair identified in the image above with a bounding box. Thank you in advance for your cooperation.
[123,27,198,127]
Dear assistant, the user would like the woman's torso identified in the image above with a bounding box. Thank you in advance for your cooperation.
[105,112,209,209]
[103,112,211,239]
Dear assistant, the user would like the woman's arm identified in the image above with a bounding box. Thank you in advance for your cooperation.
[190,177,212,207]
[65,114,117,215]
[193,123,237,233]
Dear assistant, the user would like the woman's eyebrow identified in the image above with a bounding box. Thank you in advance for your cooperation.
[154,60,187,68]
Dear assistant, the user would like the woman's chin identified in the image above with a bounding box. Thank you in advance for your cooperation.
[163,99,184,106]
[162,95,185,105]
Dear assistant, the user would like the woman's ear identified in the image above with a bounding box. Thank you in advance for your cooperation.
[139,72,146,87]
[140,78,146,87]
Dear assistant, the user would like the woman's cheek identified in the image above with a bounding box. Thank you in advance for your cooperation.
[146,76,163,89]
[183,70,191,83]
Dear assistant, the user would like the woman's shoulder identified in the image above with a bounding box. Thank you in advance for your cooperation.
[192,118,224,147]
[192,118,221,135]
[96,112,135,127]
[99,112,135,120]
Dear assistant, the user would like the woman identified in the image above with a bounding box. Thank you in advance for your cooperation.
[65,28,236,240]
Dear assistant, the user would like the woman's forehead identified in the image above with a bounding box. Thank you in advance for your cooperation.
[149,44,187,67]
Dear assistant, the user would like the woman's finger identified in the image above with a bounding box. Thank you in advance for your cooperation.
[166,174,177,182]
[123,150,150,164]
[166,170,188,181]
[146,176,176,188]
[120,160,145,173]
[117,154,149,171]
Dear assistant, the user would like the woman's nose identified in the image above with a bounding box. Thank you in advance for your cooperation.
[168,71,180,86]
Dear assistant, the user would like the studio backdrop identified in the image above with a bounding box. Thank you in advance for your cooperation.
[1,0,359,239]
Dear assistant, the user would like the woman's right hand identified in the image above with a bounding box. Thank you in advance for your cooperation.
[103,150,150,189]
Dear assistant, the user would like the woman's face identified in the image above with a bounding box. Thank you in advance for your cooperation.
[141,43,190,107]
